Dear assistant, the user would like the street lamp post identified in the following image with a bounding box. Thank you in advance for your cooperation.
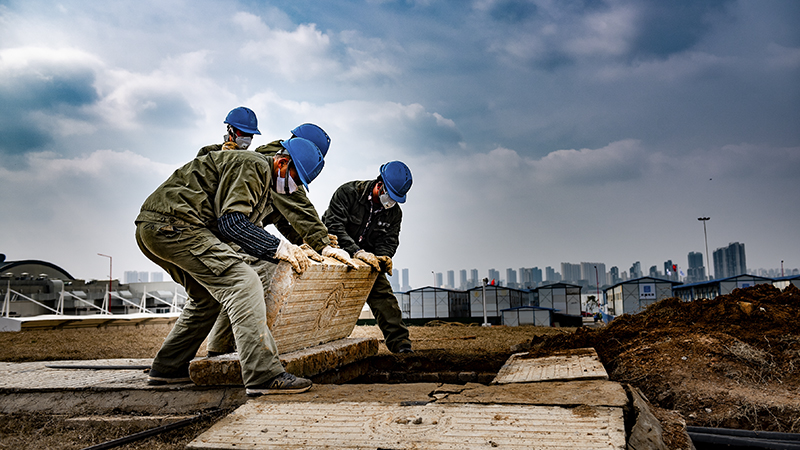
[481,277,489,327]
[698,217,710,280]
[97,253,112,312]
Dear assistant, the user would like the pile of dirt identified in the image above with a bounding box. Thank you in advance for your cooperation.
[526,283,800,432]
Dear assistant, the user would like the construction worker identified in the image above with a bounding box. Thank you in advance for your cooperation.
[135,136,326,396]
[322,161,414,353]
[216,106,261,151]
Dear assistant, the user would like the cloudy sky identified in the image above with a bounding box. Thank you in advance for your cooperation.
[1,0,798,288]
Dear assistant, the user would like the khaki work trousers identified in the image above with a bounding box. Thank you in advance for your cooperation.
[206,260,278,355]
[135,219,284,386]
[368,273,411,353]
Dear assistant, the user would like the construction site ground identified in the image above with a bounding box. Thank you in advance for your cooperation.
[1,283,798,449]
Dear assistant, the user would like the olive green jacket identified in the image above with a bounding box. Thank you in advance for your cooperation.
[321,180,402,258]
[137,151,276,238]
[194,141,331,252]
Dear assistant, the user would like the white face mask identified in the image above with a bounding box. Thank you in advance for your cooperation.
[275,166,298,195]
[235,136,252,149]
[379,192,397,209]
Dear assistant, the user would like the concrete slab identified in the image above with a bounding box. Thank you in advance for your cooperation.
[493,348,608,384]
[188,384,626,449]
[253,257,378,354]
[436,379,629,408]
[190,337,378,385]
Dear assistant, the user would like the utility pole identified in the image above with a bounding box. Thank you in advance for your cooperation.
[698,217,710,280]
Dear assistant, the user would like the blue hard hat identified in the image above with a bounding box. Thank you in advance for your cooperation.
[379,161,412,203]
[224,107,261,135]
[291,123,330,157]
[280,137,325,191]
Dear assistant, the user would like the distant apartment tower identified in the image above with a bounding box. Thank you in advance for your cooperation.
[560,263,581,283]
[124,271,149,284]
[629,261,642,279]
[470,269,479,289]
[713,242,747,279]
[649,265,659,278]
[435,272,443,288]
[506,268,517,288]
[401,268,410,291]
[459,269,467,290]
[663,260,678,281]
[151,272,163,282]
[488,268,500,285]
[686,251,706,283]
[581,262,606,287]
[446,270,455,289]
[609,266,620,285]
[545,266,561,282]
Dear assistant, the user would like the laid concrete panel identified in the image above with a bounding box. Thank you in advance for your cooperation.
[189,401,626,449]
[493,348,608,384]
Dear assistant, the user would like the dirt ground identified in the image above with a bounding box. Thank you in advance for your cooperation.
[1,283,798,448]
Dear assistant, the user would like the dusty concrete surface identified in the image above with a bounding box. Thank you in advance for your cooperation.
[188,382,627,450]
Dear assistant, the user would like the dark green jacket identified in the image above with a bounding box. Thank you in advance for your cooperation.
[322,180,402,258]
[194,141,331,252]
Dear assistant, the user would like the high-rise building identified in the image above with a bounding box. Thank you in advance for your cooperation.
[470,269,479,288]
[545,266,561,282]
[580,262,606,287]
[401,268,410,291]
[488,268,500,285]
[459,269,467,290]
[124,271,149,283]
[506,268,517,288]
[560,263,581,283]
[663,260,678,281]
[446,270,455,289]
[686,251,705,283]
[629,261,642,279]
[609,266,620,285]
[648,265,659,278]
[151,272,163,282]
[713,242,747,279]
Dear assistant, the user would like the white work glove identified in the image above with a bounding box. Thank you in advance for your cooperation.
[376,255,393,276]
[354,250,381,272]
[274,240,310,274]
[300,243,324,262]
[327,234,339,248]
[322,245,357,268]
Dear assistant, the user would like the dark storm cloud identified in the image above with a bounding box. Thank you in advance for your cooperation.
[630,0,734,59]
[0,68,98,155]
[488,0,537,23]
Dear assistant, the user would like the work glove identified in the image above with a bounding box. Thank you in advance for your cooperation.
[354,250,381,272]
[327,234,339,248]
[274,240,310,274]
[221,141,239,151]
[322,245,357,268]
[300,243,324,262]
[376,255,393,276]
